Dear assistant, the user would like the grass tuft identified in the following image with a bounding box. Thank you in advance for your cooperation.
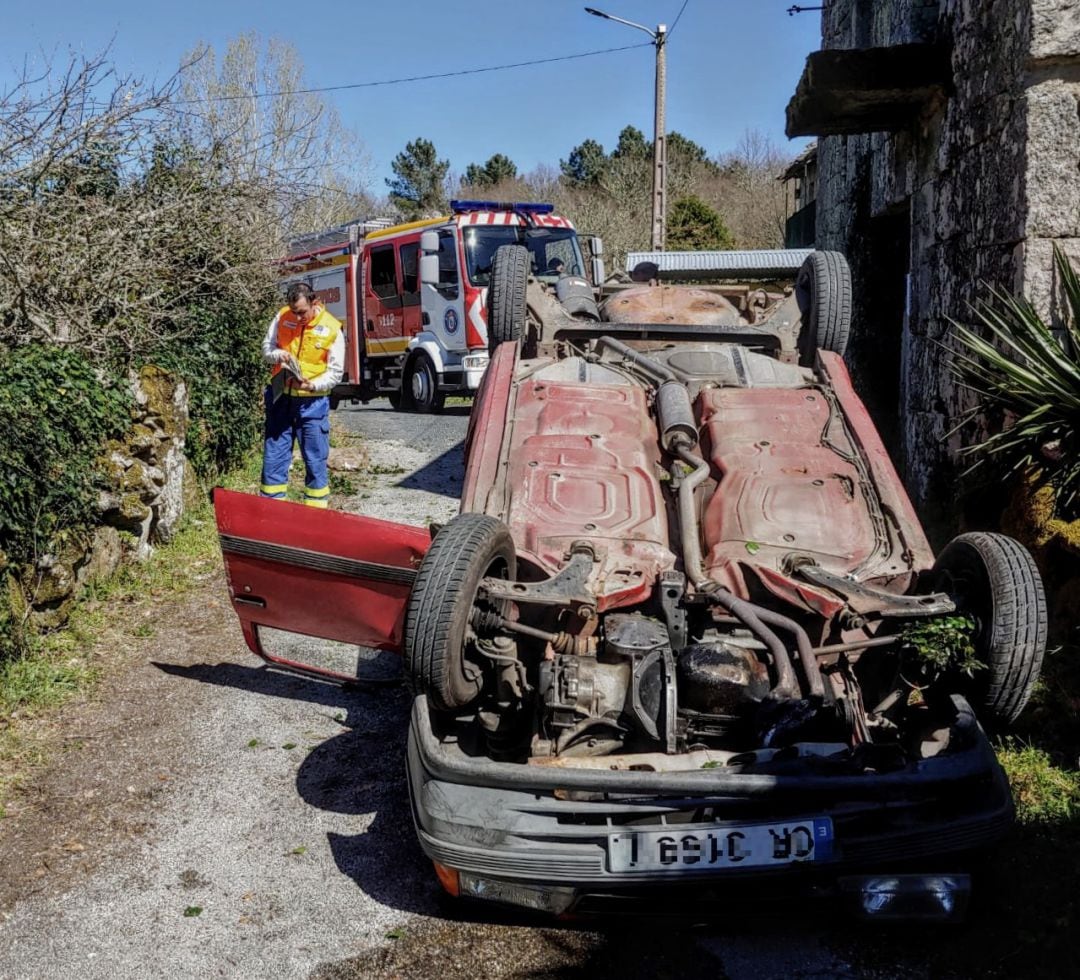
[998,740,1080,825]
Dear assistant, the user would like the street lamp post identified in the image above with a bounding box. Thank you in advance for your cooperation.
[585,7,668,251]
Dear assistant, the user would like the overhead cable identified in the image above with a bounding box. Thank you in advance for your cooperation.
[173,43,652,104]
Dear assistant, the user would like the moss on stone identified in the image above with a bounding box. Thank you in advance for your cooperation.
[118,493,151,523]
[138,365,187,439]
[119,459,149,494]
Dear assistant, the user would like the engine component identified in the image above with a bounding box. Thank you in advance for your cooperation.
[541,655,630,728]
[538,655,630,756]
[604,615,676,745]
[677,642,771,715]
[656,381,698,451]
[554,275,600,320]
[537,614,677,756]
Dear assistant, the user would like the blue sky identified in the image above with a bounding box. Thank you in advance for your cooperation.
[2,1,821,191]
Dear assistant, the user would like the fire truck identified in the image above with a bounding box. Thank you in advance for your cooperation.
[279,200,588,412]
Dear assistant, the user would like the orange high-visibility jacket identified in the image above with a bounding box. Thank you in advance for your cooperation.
[270,305,343,394]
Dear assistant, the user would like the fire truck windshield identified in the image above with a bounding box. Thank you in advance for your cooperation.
[463,226,584,286]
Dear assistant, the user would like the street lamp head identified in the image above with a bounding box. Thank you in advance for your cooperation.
[582,6,656,39]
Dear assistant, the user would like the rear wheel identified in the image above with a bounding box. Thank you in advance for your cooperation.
[388,390,402,410]
[404,513,516,712]
[487,244,529,353]
[795,250,852,367]
[408,353,445,414]
[933,532,1047,726]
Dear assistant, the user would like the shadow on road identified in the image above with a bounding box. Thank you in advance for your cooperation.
[153,659,439,915]
[153,659,386,714]
[394,438,465,499]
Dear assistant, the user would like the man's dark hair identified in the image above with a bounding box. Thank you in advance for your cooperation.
[287,282,316,304]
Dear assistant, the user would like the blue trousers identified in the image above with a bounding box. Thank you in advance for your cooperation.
[260,389,331,507]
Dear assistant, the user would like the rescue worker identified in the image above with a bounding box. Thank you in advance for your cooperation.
[260,282,344,508]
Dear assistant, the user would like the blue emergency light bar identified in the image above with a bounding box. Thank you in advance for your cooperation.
[450,200,554,215]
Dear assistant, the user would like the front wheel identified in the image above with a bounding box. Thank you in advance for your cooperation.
[403,513,516,712]
[407,353,445,414]
[933,532,1047,726]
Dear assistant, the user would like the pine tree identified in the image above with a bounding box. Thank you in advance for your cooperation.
[386,138,450,219]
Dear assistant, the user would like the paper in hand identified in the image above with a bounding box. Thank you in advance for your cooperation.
[271,352,304,402]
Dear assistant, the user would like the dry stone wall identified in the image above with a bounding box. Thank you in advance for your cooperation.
[19,366,197,631]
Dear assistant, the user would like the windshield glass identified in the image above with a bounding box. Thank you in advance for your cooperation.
[463,225,584,286]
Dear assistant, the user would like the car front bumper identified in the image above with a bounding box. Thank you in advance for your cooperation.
[406,696,1013,917]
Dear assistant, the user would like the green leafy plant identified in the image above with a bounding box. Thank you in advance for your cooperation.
[666,195,734,252]
[900,615,982,677]
[950,245,1080,515]
[328,473,358,496]
[152,303,267,481]
[0,346,131,569]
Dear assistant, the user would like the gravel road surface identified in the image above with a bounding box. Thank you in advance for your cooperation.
[0,403,870,980]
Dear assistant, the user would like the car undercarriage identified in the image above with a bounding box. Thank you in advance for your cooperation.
[215,246,1048,919]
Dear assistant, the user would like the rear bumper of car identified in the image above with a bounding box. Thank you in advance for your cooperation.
[406,696,1013,917]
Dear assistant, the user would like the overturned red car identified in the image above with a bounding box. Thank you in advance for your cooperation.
[215,245,1047,921]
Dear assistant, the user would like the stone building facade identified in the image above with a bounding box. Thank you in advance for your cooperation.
[787,0,1080,535]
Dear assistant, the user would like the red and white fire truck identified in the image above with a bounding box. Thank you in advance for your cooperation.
[279,200,586,412]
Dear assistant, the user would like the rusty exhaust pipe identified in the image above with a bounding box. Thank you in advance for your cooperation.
[752,607,824,700]
[595,337,806,702]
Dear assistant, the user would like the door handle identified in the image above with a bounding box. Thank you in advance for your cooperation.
[366,320,375,333]
[422,312,430,326]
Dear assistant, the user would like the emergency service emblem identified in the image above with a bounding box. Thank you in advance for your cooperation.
[444,308,459,334]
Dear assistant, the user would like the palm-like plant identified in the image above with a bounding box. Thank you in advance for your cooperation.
[950,245,1080,516]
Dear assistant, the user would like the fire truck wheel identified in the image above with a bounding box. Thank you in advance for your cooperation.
[487,244,529,352]
[795,250,852,367]
[407,353,445,414]
[404,512,517,712]
[388,390,402,410]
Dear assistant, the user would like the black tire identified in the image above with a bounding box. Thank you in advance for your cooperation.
[933,532,1047,726]
[404,513,516,712]
[795,250,852,367]
[387,390,402,410]
[487,244,529,353]
[407,353,445,414]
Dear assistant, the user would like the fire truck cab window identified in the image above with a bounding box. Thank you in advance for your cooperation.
[399,241,420,307]
[370,244,400,306]
[463,226,583,286]
[437,232,459,299]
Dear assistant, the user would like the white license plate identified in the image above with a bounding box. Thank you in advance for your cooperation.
[608,818,833,873]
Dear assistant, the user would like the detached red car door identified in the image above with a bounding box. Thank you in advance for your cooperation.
[214,489,430,681]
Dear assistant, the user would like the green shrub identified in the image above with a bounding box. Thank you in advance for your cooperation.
[0,344,130,661]
[666,195,734,252]
[151,303,267,480]
[0,345,130,568]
